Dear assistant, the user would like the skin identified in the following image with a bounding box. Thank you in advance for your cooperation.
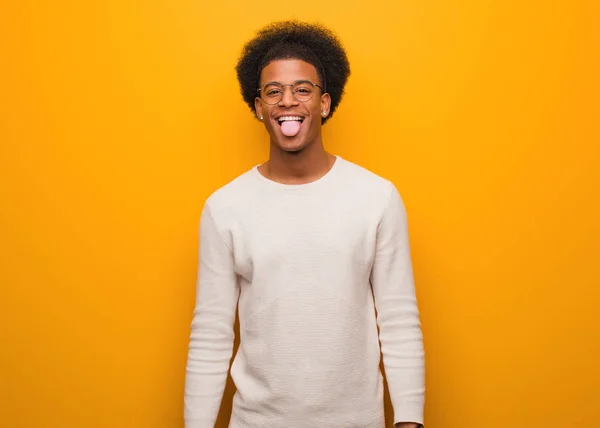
[254,59,336,185]
[254,59,421,428]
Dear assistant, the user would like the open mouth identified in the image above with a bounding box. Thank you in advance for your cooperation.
[277,116,305,137]
[277,116,305,126]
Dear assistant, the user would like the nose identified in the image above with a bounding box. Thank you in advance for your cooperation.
[278,85,299,108]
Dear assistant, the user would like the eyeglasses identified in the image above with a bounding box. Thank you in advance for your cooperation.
[257,80,324,105]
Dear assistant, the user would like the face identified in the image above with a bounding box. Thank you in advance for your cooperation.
[254,59,331,153]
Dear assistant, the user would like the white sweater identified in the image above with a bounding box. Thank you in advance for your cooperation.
[184,156,425,428]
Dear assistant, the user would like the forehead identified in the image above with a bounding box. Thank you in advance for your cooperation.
[260,59,319,86]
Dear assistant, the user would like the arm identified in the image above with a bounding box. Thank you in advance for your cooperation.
[184,202,240,428]
[370,183,425,427]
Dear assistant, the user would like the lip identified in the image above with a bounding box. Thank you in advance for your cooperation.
[274,113,306,121]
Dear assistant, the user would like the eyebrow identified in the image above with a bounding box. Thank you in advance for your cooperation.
[262,79,314,87]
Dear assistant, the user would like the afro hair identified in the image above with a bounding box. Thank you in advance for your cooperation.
[235,20,351,124]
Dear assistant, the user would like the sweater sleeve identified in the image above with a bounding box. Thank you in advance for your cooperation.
[184,202,240,428]
[370,183,425,426]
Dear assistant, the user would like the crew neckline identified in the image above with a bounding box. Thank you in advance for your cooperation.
[251,155,343,190]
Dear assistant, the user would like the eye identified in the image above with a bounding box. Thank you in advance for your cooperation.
[266,89,282,96]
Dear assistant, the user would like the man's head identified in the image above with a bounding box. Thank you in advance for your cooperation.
[235,21,350,153]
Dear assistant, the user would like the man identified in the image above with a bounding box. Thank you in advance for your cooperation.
[185,21,425,428]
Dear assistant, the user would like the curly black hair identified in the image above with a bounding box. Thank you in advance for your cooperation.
[235,20,351,124]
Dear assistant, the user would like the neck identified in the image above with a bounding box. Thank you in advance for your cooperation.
[261,137,335,185]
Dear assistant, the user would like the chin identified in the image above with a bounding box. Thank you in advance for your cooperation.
[280,142,307,153]
[274,136,308,153]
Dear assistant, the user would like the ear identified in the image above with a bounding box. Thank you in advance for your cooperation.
[254,97,263,120]
[320,93,332,118]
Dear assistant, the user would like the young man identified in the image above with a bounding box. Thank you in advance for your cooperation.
[185,21,425,428]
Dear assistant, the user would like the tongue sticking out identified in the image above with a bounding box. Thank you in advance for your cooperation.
[280,120,301,137]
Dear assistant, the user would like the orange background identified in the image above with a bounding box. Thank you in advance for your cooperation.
[1,1,599,427]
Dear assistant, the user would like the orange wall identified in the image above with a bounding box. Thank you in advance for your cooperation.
[1,1,598,427]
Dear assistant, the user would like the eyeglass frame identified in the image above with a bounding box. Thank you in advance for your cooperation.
[256,80,326,105]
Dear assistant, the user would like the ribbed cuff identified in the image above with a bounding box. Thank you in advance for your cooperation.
[393,400,424,426]
[184,418,215,428]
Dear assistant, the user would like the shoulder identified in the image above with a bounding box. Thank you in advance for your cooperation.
[202,168,258,225]
[337,157,399,204]
[338,159,410,229]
